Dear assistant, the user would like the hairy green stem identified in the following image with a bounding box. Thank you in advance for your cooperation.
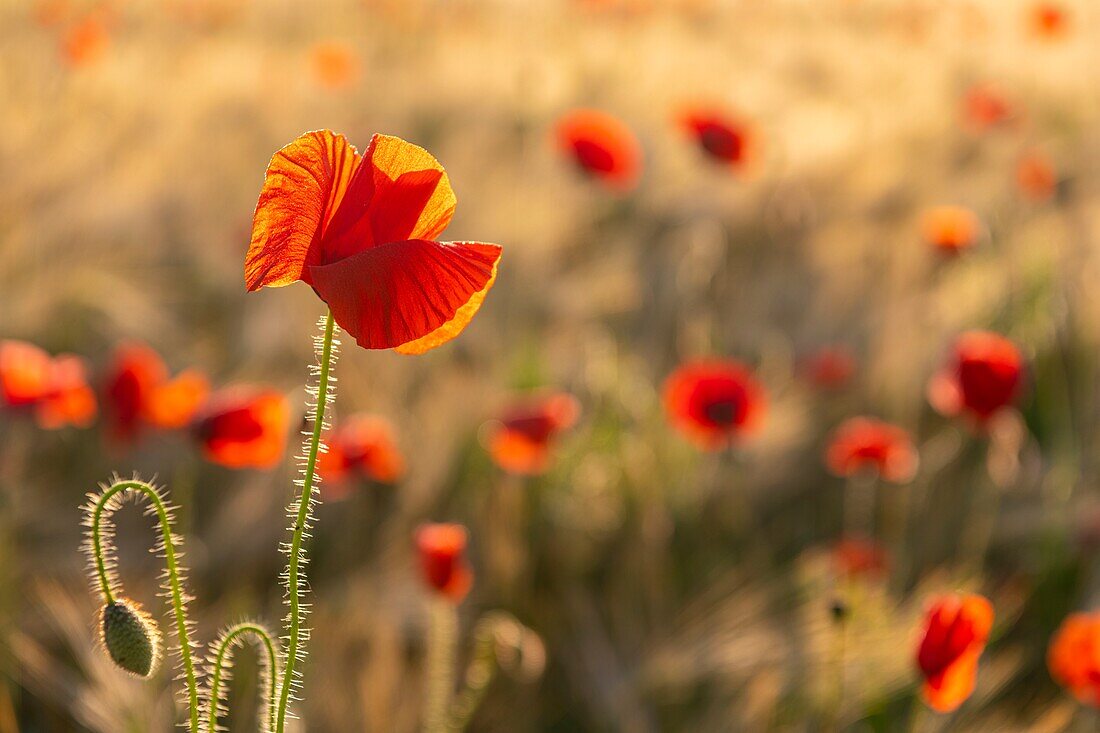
[89,479,200,733]
[275,310,336,733]
[205,622,279,733]
[423,598,459,733]
[447,615,501,732]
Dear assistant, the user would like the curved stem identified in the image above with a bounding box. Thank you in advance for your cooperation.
[204,622,279,733]
[275,310,336,733]
[87,479,200,733]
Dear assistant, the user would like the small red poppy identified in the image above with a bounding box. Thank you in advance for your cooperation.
[0,340,52,408]
[487,392,580,476]
[961,84,1014,132]
[921,206,983,254]
[319,414,406,497]
[246,131,502,354]
[928,332,1024,423]
[103,343,209,442]
[36,354,97,429]
[825,417,918,483]
[554,109,642,191]
[415,523,472,603]
[832,536,889,579]
[799,346,857,390]
[1016,151,1057,202]
[310,41,359,90]
[193,389,289,469]
[677,105,758,171]
[61,16,108,67]
[1048,612,1100,707]
[915,593,994,712]
[1028,3,1070,40]
[663,360,766,450]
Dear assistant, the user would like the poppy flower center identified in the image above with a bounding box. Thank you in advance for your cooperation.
[700,125,744,162]
[703,398,740,426]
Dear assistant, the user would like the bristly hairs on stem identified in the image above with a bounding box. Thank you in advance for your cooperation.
[274,311,339,733]
[81,474,202,732]
[201,621,280,733]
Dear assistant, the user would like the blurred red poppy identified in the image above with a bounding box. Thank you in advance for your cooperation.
[61,16,108,67]
[246,131,502,354]
[488,392,580,476]
[1,341,96,429]
[664,360,766,450]
[825,417,917,483]
[193,389,289,469]
[319,414,405,497]
[832,537,889,579]
[928,332,1023,423]
[961,85,1013,132]
[921,206,983,254]
[310,41,359,90]
[0,340,52,408]
[1048,612,1100,706]
[677,105,758,171]
[415,523,472,603]
[554,109,642,191]
[915,593,994,712]
[799,346,856,390]
[1027,3,1069,40]
[1016,151,1057,202]
[103,343,209,441]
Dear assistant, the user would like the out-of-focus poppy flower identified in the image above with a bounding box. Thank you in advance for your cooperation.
[319,414,405,496]
[36,354,97,429]
[1048,612,1100,706]
[103,343,209,441]
[1016,151,1057,202]
[0,340,52,408]
[664,360,766,450]
[1028,3,1070,40]
[246,131,502,354]
[915,593,994,712]
[921,206,983,254]
[61,16,108,67]
[677,105,758,171]
[799,346,857,390]
[825,417,918,483]
[415,523,472,603]
[832,536,889,579]
[310,41,359,90]
[487,392,580,476]
[961,84,1013,132]
[554,109,642,191]
[928,332,1024,423]
[193,389,289,469]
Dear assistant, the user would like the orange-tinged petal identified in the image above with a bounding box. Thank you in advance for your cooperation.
[0,340,52,407]
[310,240,501,352]
[144,370,209,429]
[195,390,289,469]
[489,428,551,476]
[321,134,456,262]
[36,354,97,429]
[922,650,980,712]
[245,130,360,290]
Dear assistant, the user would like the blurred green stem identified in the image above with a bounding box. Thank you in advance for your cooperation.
[448,614,503,731]
[424,598,458,733]
[275,310,336,733]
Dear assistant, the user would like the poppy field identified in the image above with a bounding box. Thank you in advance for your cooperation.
[3,0,1100,730]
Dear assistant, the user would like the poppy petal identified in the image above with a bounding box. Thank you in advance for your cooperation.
[321,134,457,262]
[245,130,360,290]
[310,240,501,352]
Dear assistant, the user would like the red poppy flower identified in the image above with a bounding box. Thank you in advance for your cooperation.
[915,593,994,712]
[310,41,359,90]
[1016,151,1057,202]
[677,105,759,171]
[928,332,1023,422]
[61,16,108,67]
[921,206,983,254]
[1028,3,1070,40]
[825,417,918,483]
[103,343,209,441]
[832,536,889,579]
[1048,612,1100,706]
[246,131,502,354]
[193,389,289,469]
[0,340,52,408]
[554,109,642,191]
[961,85,1014,132]
[799,346,856,390]
[319,414,406,497]
[36,354,97,429]
[415,523,472,603]
[487,392,580,476]
[663,360,766,450]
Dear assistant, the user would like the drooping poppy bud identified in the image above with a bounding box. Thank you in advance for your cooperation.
[915,593,993,712]
[99,598,162,678]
